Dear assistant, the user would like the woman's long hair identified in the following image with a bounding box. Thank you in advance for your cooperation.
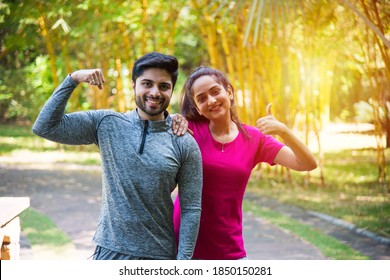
[180,66,249,138]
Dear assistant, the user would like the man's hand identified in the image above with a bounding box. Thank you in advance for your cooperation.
[70,69,105,90]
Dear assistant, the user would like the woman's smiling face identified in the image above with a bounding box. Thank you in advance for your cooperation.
[192,75,233,121]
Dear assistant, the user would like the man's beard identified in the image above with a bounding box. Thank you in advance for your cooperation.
[135,95,169,117]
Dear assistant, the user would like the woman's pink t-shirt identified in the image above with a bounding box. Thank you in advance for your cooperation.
[173,121,284,260]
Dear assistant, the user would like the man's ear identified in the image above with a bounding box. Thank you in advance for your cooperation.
[132,81,135,92]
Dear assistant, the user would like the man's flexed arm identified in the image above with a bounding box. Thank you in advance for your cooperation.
[32,69,105,145]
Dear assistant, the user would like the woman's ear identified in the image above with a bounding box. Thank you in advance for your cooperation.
[191,100,203,116]
[227,85,234,101]
[195,105,202,116]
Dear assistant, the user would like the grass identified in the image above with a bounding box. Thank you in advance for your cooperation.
[19,208,78,258]
[0,124,35,137]
[19,208,72,247]
[243,200,369,260]
[0,123,101,165]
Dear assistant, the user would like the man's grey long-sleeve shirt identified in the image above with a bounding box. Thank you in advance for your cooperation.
[32,76,202,260]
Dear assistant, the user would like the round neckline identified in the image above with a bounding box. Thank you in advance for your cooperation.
[208,126,240,152]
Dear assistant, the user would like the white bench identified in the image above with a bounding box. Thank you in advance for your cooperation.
[0,197,30,260]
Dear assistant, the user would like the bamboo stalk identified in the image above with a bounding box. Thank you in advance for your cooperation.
[38,16,58,87]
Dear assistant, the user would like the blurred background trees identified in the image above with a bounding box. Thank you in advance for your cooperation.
[0,0,389,183]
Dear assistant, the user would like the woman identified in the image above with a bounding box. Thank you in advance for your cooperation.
[173,66,317,260]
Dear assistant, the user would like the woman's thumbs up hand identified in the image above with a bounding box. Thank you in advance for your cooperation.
[256,103,287,136]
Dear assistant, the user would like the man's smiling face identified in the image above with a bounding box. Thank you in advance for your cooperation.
[133,68,173,121]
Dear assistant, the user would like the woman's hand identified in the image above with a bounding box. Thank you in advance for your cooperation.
[257,103,317,171]
[256,104,287,136]
[172,114,193,136]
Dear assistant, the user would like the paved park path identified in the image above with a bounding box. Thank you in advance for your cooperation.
[1,162,389,260]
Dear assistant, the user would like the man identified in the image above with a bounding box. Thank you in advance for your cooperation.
[32,52,202,260]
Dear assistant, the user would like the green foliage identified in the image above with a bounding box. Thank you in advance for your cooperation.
[174,7,209,75]
[1,0,388,125]
[0,55,53,122]
[0,0,210,119]
[25,55,56,120]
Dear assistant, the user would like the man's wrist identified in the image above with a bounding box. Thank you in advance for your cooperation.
[67,73,79,86]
